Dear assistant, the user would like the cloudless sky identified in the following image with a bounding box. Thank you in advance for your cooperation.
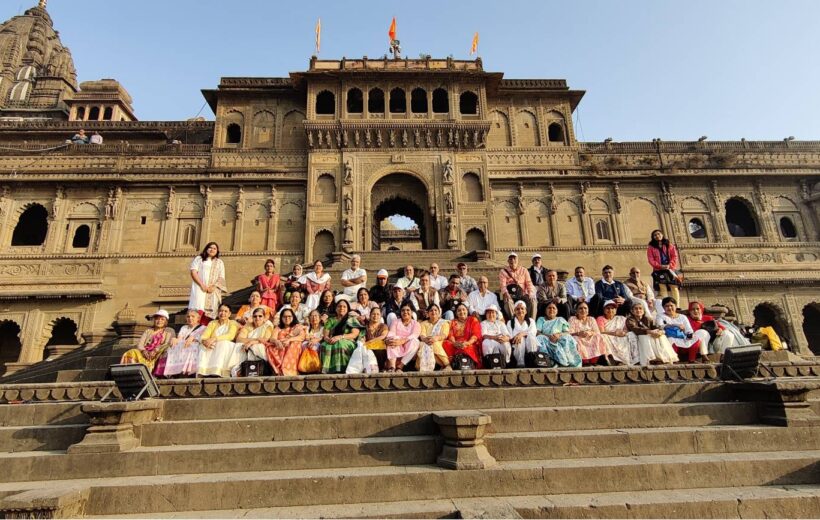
[4,0,819,141]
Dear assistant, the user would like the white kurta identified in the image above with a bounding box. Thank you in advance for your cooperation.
[507,317,538,367]
[481,319,512,362]
[656,313,703,354]
[598,315,633,365]
[188,256,212,311]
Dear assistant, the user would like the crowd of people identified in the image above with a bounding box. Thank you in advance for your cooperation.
[120,230,753,378]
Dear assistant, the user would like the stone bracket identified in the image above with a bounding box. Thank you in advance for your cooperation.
[433,410,497,470]
[0,486,89,519]
[733,380,820,426]
[67,399,163,454]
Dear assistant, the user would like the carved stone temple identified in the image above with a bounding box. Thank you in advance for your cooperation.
[0,2,819,375]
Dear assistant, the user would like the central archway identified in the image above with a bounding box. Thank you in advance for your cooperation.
[370,173,435,251]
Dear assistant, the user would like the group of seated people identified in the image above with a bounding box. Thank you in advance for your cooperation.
[120,252,750,378]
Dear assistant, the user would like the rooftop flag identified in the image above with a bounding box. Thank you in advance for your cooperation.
[388,17,397,42]
[470,32,479,56]
[315,18,321,55]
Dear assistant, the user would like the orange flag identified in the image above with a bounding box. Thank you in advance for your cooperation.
[315,18,321,54]
[470,32,479,55]
[388,17,397,42]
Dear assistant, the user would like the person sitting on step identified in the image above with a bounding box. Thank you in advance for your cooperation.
[480,304,512,367]
[656,297,705,363]
[235,290,273,326]
[162,309,206,378]
[385,303,421,373]
[440,274,470,320]
[120,309,176,376]
[568,301,609,365]
[395,264,421,295]
[410,271,440,321]
[277,290,311,325]
[467,275,499,320]
[499,252,536,320]
[508,300,539,367]
[369,269,391,305]
[591,265,633,317]
[198,304,242,377]
[443,303,483,369]
[383,285,417,327]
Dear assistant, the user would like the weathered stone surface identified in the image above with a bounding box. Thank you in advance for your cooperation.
[67,399,162,454]
[434,411,497,470]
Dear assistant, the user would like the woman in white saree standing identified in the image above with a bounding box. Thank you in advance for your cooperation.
[304,260,332,311]
[189,242,227,322]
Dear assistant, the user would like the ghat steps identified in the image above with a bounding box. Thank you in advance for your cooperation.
[0,379,819,517]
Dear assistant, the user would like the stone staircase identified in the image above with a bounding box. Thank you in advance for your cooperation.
[0,378,819,518]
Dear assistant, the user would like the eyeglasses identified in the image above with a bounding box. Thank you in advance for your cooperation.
[253,314,264,318]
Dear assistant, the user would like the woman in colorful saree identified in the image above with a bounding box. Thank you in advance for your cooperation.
[266,308,306,376]
[596,300,633,365]
[162,309,206,377]
[198,304,242,377]
[385,303,421,373]
[419,303,452,370]
[188,242,226,323]
[364,306,389,370]
[121,309,176,375]
[320,299,362,374]
[535,301,581,368]
[304,260,331,311]
[235,307,274,371]
[443,303,483,369]
[235,291,273,326]
[568,301,608,365]
[626,300,678,366]
[255,258,283,312]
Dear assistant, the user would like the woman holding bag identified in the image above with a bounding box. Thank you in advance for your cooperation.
[297,310,324,374]
[647,229,681,304]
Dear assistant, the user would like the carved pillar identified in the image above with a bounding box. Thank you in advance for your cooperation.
[754,180,776,242]
[266,185,277,251]
[18,309,45,364]
[709,181,731,242]
[579,183,591,245]
[233,186,245,252]
[159,186,176,252]
[0,185,12,249]
[611,183,625,244]
[45,186,66,253]
[199,185,212,248]
[799,180,819,241]
[784,294,809,355]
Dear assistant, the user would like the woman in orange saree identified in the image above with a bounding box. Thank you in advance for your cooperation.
[266,308,305,376]
[442,303,483,368]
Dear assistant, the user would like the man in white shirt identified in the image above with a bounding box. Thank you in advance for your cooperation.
[467,276,499,319]
[566,265,595,311]
[429,263,448,291]
[89,131,103,145]
[340,254,367,301]
[396,264,420,294]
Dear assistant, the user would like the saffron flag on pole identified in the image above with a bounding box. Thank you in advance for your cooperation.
[388,17,397,42]
[470,32,479,56]
[315,18,321,55]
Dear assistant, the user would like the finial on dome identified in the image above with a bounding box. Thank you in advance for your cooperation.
[38,0,47,8]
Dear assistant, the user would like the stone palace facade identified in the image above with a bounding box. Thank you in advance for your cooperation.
[0,2,819,374]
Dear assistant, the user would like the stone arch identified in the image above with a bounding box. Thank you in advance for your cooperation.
[410,87,428,113]
[545,111,566,143]
[315,174,337,204]
[589,197,610,213]
[753,301,791,345]
[459,91,478,115]
[461,172,483,202]
[370,171,434,250]
[251,110,275,148]
[276,201,305,250]
[802,303,820,355]
[555,199,583,246]
[11,202,49,246]
[346,87,363,113]
[312,229,335,261]
[68,201,100,218]
[281,109,307,149]
[71,224,91,248]
[315,90,336,115]
[432,88,448,113]
[0,320,22,374]
[682,197,709,212]
[390,87,407,113]
[368,88,385,113]
[223,110,244,145]
[180,200,203,216]
[493,200,521,249]
[772,196,799,212]
[626,198,662,244]
[465,227,488,251]
[525,200,552,246]
[45,317,80,348]
[725,197,760,237]
[515,110,540,147]
[210,202,236,251]
[488,110,511,147]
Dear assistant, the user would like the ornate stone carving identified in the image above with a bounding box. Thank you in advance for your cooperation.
[579,182,590,214]
[660,181,675,213]
[344,193,352,215]
[235,186,245,218]
[269,185,277,217]
[444,191,454,215]
[200,185,212,216]
[446,216,457,248]
[51,185,65,219]
[516,183,526,215]
[547,183,557,215]
[442,159,454,184]
[343,160,353,185]
[612,182,622,214]
[165,186,176,219]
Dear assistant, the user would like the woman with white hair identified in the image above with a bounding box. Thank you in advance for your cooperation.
[121,309,176,375]
[508,300,538,367]
[163,309,206,377]
[480,305,512,366]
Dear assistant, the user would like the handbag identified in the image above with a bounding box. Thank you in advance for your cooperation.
[482,353,506,370]
[241,359,270,377]
[664,325,686,340]
[297,347,321,374]
[451,353,475,370]
[506,283,524,302]
[525,351,554,368]
[653,269,683,286]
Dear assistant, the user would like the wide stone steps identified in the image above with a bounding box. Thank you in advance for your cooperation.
[1,425,817,485]
[101,486,820,519]
[138,402,758,447]
[2,450,817,516]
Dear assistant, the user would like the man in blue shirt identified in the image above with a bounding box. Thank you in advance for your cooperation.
[591,265,634,317]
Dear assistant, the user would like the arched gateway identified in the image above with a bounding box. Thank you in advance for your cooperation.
[370,173,436,251]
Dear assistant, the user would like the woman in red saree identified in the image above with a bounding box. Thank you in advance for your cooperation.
[266,308,305,376]
[443,303,483,368]
[256,259,283,313]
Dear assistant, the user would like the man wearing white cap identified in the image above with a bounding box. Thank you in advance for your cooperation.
[528,253,549,288]
[369,269,391,305]
[480,305,512,365]
[340,254,367,301]
[499,252,536,319]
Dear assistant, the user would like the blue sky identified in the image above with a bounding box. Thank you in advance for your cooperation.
[4,0,819,141]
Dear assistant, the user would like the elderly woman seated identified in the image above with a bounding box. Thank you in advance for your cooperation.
[568,302,608,365]
[536,302,581,368]
[626,300,677,366]
[385,303,421,372]
[508,300,538,367]
[418,303,452,370]
[656,297,705,363]
[278,290,311,325]
[320,299,363,374]
[121,309,176,376]
[351,287,379,325]
[235,291,273,326]
[234,307,274,373]
[687,301,736,359]
[163,309,206,378]
[480,305,512,367]
[267,308,306,376]
[198,304,242,377]
[596,300,633,365]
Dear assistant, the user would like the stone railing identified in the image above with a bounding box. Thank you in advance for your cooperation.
[0,143,212,155]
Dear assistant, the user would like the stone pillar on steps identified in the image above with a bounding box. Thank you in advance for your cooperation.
[67,400,163,454]
[112,303,141,346]
[434,411,497,470]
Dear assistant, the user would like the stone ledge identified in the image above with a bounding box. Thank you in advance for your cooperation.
[0,361,818,403]
[0,486,89,519]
